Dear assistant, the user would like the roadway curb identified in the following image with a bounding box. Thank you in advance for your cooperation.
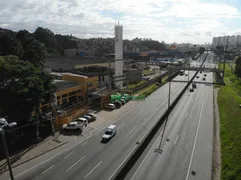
[0,141,68,175]
[111,53,208,180]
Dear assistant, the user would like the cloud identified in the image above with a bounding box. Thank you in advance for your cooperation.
[0,0,241,44]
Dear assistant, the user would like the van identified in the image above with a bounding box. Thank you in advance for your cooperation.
[102,125,117,141]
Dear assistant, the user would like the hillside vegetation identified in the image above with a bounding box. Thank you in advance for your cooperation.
[218,63,241,180]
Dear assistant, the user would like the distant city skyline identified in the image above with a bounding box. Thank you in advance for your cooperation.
[212,35,241,47]
[1,0,241,44]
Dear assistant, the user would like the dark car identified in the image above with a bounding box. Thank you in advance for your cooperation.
[120,99,126,105]
[113,101,122,108]
[196,76,199,78]
[204,74,207,76]
[190,88,194,92]
[192,82,197,89]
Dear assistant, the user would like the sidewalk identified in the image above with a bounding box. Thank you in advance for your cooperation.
[0,133,68,173]
[0,100,139,174]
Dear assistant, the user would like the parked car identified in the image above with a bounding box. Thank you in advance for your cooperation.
[74,117,88,127]
[120,99,126,105]
[196,76,199,78]
[81,115,92,122]
[121,96,129,102]
[62,121,83,131]
[86,113,97,121]
[203,77,206,81]
[204,74,207,76]
[190,87,194,92]
[113,101,122,108]
[105,103,116,110]
[102,125,117,142]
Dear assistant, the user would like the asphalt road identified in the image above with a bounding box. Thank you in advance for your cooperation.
[0,72,195,180]
[124,54,214,180]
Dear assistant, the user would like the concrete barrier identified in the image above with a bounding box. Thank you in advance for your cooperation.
[111,53,209,180]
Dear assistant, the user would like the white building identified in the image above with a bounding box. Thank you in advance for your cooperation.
[229,35,236,46]
[217,36,221,46]
[212,37,218,46]
[236,35,241,46]
[114,22,124,88]
[220,36,227,46]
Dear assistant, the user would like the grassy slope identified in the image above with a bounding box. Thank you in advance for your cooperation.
[128,80,147,89]
[218,63,241,180]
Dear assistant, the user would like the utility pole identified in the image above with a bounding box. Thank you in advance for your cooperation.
[1,127,14,180]
[126,58,130,90]
[155,60,172,154]
[223,36,229,78]
[35,106,40,141]
[109,56,112,89]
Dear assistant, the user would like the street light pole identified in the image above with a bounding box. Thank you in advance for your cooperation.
[155,61,172,154]
[1,128,14,180]
[0,122,17,180]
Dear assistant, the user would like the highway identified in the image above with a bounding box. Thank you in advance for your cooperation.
[0,68,196,179]
[124,53,214,180]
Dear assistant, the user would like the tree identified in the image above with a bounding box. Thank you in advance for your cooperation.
[22,38,48,68]
[0,55,54,125]
[0,31,24,57]
[34,27,57,49]
[235,56,241,77]
[199,47,205,54]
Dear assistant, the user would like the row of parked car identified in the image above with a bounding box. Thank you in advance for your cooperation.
[104,94,131,110]
[62,112,97,131]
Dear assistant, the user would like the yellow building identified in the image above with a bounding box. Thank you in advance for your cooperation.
[39,80,86,114]
[50,72,99,93]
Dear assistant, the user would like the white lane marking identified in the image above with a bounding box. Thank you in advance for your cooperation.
[66,156,86,172]
[14,153,60,178]
[64,151,74,159]
[95,131,102,136]
[185,87,206,180]
[108,145,138,180]
[151,107,157,113]
[174,135,179,145]
[41,165,55,175]
[117,124,124,130]
[130,132,162,180]
[81,141,88,146]
[139,109,165,143]
[185,113,188,119]
[84,161,102,178]
[124,126,138,139]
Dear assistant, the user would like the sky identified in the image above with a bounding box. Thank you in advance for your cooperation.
[1,0,241,44]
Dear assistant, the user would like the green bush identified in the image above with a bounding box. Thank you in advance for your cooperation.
[218,62,241,180]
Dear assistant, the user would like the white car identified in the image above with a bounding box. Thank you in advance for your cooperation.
[81,115,92,122]
[86,113,97,121]
[102,125,117,141]
[105,103,116,110]
[62,121,83,131]
[74,117,88,127]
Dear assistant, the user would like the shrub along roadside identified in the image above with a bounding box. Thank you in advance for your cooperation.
[217,63,241,180]
[138,83,160,97]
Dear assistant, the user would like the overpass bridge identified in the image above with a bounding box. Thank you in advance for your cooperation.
[166,66,223,73]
